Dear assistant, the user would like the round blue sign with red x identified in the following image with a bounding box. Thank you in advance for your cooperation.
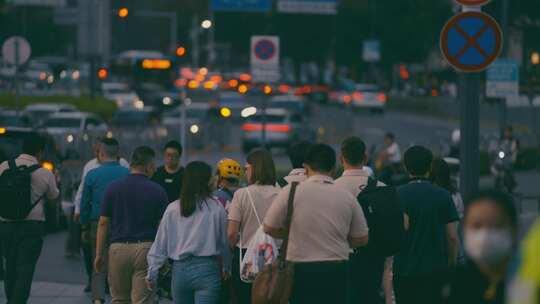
[254,39,276,61]
[440,11,502,72]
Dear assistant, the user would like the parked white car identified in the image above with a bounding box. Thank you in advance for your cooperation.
[42,112,108,153]
[24,103,78,127]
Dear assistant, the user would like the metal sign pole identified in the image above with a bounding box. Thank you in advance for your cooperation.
[261,93,267,147]
[180,101,187,165]
[14,38,20,115]
[459,73,481,202]
[499,0,509,137]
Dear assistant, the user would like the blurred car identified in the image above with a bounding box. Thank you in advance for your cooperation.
[218,91,249,119]
[0,110,31,128]
[24,60,54,85]
[23,103,77,127]
[349,83,387,113]
[111,108,160,127]
[102,82,141,108]
[241,108,315,153]
[0,127,66,232]
[162,103,210,149]
[162,102,209,130]
[41,112,108,154]
[110,108,164,141]
[269,94,310,115]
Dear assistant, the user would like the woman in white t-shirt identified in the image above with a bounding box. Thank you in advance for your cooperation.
[227,149,280,304]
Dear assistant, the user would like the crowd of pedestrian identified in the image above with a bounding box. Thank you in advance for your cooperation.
[0,133,538,304]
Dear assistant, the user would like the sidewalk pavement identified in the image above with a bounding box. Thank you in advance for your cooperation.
[0,281,173,304]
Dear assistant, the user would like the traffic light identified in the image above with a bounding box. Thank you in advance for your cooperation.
[176,47,186,57]
[532,52,540,66]
[97,68,108,80]
[118,7,129,18]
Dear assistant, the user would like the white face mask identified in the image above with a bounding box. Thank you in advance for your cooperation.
[465,228,513,266]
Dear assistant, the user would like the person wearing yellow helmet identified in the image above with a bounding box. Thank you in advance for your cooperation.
[213,158,242,209]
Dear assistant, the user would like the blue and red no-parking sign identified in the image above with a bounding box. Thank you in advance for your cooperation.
[254,39,277,61]
[440,11,502,72]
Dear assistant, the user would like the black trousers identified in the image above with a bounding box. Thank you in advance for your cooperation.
[290,261,348,304]
[0,221,45,304]
[347,251,386,304]
[232,248,251,304]
[393,273,446,304]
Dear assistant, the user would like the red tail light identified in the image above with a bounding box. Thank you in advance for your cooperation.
[352,92,364,101]
[343,95,352,104]
[377,93,387,103]
[242,123,291,133]
[278,84,290,94]
[266,124,291,132]
[242,123,262,132]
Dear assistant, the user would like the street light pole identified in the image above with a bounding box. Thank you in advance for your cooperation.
[499,0,509,138]
[191,15,200,68]
[208,12,215,67]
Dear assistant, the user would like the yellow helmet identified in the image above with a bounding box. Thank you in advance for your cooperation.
[217,158,242,179]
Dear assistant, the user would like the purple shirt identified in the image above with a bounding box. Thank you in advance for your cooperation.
[101,174,168,243]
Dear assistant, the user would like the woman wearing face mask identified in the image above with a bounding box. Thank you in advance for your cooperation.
[447,190,517,304]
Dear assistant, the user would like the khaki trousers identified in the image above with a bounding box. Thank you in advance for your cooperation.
[108,242,155,304]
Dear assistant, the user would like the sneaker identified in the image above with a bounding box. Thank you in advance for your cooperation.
[84,283,91,293]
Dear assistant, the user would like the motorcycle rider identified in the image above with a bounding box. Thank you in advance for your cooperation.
[490,126,518,193]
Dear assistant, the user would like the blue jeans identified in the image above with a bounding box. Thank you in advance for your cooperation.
[172,256,221,304]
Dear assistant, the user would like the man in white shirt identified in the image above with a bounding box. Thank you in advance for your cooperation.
[379,133,402,185]
[264,144,369,304]
[278,141,312,187]
[0,135,59,303]
[335,136,387,304]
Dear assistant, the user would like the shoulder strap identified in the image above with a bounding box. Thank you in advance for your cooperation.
[278,182,299,264]
[359,177,378,194]
[277,177,288,187]
[245,187,262,226]
[367,177,378,189]
[7,159,17,171]
[27,164,42,173]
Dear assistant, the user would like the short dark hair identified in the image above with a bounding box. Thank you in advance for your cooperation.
[164,140,183,155]
[304,144,336,173]
[430,158,456,193]
[130,146,155,167]
[466,190,517,227]
[247,149,276,186]
[341,137,366,166]
[22,134,46,156]
[385,133,395,140]
[288,141,312,169]
[100,138,119,159]
[404,145,433,176]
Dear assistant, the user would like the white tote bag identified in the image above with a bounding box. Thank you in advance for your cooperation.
[239,188,279,283]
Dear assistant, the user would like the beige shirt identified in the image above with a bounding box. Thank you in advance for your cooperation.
[282,168,308,185]
[0,154,60,221]
[264,175,369,262]
[335,169,385,197]
[228,184,280,248]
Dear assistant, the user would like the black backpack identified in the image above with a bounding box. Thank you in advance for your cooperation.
[357,178,404,257]
[0,160,44,220]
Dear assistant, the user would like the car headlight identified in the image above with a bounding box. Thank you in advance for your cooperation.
[66,134,74,143]
[190,124,200,134]
[241,107,257,118]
